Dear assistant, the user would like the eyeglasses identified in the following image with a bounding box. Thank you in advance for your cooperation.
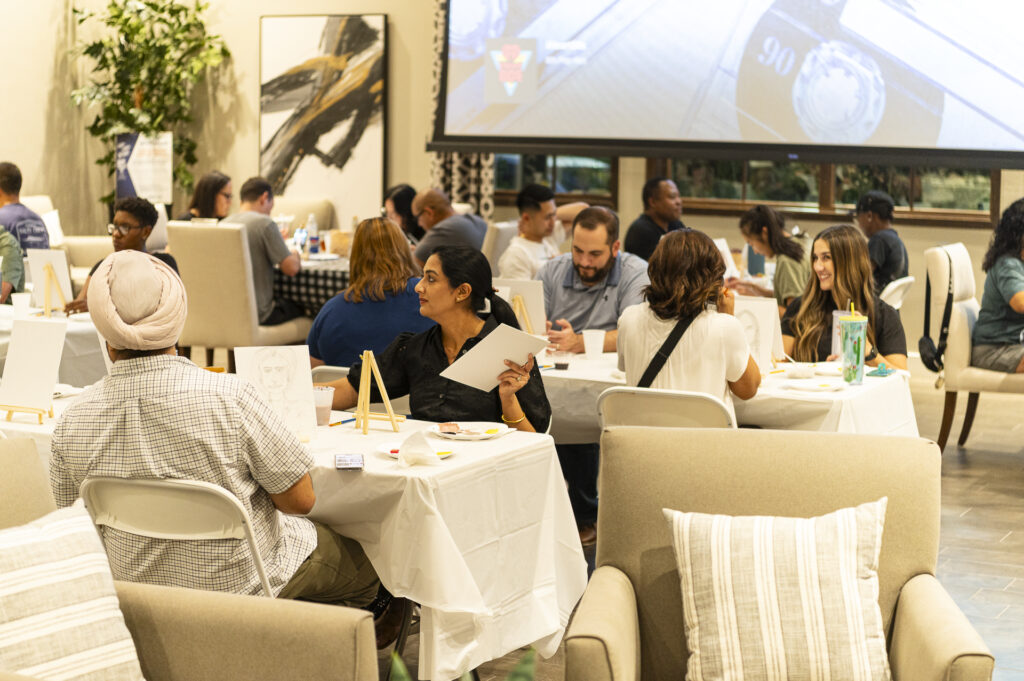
[107,222,144,236]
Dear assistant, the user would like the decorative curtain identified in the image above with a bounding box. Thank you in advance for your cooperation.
[429,0,495,222]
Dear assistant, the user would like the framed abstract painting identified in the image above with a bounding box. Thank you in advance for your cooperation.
[260,14,387,229]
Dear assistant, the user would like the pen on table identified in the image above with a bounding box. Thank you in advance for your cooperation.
[329,417,357,426]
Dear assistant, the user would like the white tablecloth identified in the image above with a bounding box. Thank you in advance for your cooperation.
[541,352,919,443]
[0,307,107,387]
[306,418,587,680]
[4,401,588,681]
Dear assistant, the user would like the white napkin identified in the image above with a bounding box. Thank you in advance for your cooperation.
[396,430,445,467]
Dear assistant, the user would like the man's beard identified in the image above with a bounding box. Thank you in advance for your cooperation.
[574,256,615,285]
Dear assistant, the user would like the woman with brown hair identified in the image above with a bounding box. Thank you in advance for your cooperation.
[617,229,760,419]
[307,217,435,367]
[781,224,907,368]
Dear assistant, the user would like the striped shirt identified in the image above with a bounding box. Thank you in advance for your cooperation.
[50,354,317,596]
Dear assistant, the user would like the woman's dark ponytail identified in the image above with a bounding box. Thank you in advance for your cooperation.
[432,245,522,329]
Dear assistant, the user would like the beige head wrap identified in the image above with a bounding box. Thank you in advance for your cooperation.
[88,250,187,350]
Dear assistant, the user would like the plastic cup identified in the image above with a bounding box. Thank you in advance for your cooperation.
[582,329,604,360]
[313,386,335,426]
[550,349,571,370]
[840,315,867,385]
[10,292,31,319]
[831,309,843,358]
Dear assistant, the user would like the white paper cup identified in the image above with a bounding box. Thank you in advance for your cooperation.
[582,329,604,360]
[313,386,335,426]
[11,292,31,319]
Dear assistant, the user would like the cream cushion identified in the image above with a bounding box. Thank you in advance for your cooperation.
[0,506,145,681]
[664,499,891,681]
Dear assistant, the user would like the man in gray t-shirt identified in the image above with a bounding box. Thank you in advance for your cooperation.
[411,188,487,265]
[224,177,302,325]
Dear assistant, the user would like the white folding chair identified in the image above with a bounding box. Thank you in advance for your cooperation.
[597,386,736,430]
[311,365,349,383]
[480,221,519,276]
[80,477,273,597]
[879,275,915,310]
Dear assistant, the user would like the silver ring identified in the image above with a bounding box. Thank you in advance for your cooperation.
[518,375,525,383]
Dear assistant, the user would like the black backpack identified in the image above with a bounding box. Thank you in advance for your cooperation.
[918,249,953,373]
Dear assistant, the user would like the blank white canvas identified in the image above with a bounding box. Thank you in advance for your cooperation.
[0,318,67,411]
[26,249,73,308]
[733,295,783,373]
[234,345,317,442]
[713,238,743,280]
[493,278,547,337]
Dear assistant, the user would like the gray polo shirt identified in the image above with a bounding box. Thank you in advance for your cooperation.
[536,252,649,332]
[224,211,291,324]
[414,213,487,263]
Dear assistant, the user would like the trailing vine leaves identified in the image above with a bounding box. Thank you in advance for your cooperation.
[71,0,229,204]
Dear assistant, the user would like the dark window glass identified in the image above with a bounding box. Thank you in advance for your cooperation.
[835,165,911,207]
[670,160,743,199]
[747,161,819,204]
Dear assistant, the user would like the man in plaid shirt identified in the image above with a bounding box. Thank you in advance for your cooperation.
[51,250,378,607]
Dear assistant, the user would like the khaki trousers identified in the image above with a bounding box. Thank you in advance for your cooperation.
[279,520,380,609]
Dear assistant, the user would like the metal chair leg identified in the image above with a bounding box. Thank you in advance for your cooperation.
[383,599,415,681]
[957,392,980,447]
[936,391,957,451]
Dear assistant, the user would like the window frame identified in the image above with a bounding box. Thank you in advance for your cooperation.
[494,155,619,208]
[649,159,1000,228]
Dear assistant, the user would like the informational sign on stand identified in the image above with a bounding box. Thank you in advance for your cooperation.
[115,132,173,205]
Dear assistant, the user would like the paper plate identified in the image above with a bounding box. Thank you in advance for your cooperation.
[376,442,453,459]
[783,379,846,392]
[428,422,510,440]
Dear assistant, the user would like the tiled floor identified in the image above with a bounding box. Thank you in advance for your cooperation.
[378,364,1024,680]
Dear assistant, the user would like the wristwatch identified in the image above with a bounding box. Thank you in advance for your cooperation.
[865,347,878,362]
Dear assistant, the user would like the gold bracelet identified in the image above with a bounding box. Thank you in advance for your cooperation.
[501,412,527,424]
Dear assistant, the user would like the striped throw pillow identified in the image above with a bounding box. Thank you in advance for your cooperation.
[664,498,890,681]
[0,506,146,681]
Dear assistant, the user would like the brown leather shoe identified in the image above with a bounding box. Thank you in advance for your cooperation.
[578,524,597,547]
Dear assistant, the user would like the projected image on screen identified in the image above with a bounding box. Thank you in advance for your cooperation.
[443,0,1024,154]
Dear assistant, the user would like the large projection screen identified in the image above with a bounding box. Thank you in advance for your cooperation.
[431,0,1024,168]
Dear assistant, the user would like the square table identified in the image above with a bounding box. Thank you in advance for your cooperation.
[274,257,350,317]
[540,351,919,443]
[306,418,587,681]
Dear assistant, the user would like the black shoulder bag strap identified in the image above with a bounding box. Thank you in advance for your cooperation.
[638,314,696,388]
[935,250,955,357]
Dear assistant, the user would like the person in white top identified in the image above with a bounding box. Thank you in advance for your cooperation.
[498,184,560,279]
[618,229,761,421]
[498,184,588,279]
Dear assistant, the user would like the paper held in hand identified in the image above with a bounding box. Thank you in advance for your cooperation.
[440,323,548,393]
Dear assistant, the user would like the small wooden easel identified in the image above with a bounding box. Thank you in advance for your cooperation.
[0,403,53,425]
[511,294,533,334]
[353,350,405,434]
[41,263,67,318]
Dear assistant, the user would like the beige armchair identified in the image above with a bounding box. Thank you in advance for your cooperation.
[167,221,311,370]
[925,243,1024,450]
[0,437,377,681]
[273,196,339,236]
[564,427,993,681]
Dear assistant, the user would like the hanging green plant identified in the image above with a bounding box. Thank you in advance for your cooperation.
[71,0,230,203]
